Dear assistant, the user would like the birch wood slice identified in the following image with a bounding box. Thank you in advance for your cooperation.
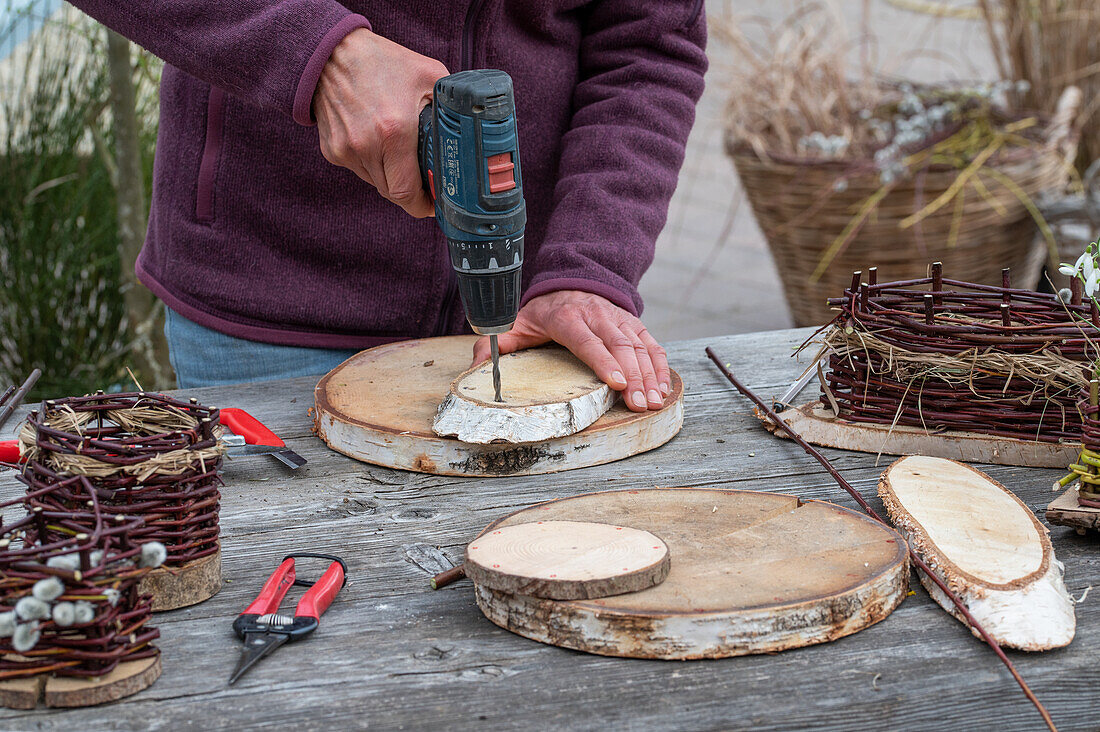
[763,401,1079,468]
[464,521,670,599]
[1046,486,1100,533]
[470,488,908,659]
[138,549,222,612]
[433,348,615,444]
[879,456,1075,651]
[313,336,684,476]
[0,655,161,709]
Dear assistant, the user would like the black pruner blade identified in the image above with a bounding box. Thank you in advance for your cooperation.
[228,632,289,685]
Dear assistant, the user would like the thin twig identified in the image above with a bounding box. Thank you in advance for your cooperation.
[705,347,1057,732]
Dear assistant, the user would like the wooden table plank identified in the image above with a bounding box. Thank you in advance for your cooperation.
[0,328,1096,730]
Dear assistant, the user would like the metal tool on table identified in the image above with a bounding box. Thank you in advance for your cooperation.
[229,553,347,685]
[0,405,305,469]
[0,368,41,432]
[419,69,527,403]
[219,407,306,469]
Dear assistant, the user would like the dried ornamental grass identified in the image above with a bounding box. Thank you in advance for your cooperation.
[718,4,1078,326]
[0,477,163,679]
[16,392,225,566]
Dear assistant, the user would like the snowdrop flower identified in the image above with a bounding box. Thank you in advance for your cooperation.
[51,602,76,627]
[139,542,168,569]
[46,554,80,572]
[32,577,64,603]
[12,623,40,653]
[73,601,95,625]
[1059,263,1080,277]
[1086,270,1099,298]
[15,597,50,621]
[103,588,121,607]
[0,611,15,637]
[1073,251,1090,274]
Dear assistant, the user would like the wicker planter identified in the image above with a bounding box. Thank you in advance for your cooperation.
[727,93,1079,327]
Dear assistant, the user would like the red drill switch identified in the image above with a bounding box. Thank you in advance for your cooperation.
[486,153,515,193]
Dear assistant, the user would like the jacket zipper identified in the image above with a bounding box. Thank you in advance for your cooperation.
[196,87,226,223]
[432,0,484,335]
[461,0,486,70]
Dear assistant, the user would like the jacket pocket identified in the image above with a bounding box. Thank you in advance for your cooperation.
[196,87,226,223]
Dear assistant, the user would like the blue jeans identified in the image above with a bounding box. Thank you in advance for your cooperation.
[165,308,359,389]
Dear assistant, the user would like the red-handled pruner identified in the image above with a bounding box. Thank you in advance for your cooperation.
[219,407,306,470]
[228,553,348,685]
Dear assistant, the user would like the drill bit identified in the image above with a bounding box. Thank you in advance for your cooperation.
[490,335,503,402]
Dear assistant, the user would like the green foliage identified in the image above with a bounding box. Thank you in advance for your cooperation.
[0,4,159,399]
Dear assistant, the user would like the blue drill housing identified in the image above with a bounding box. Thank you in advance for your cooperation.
[419,69,526,334]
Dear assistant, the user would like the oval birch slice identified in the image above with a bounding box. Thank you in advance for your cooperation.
[465,520,670,599]
[471,488,908,659]
[313,336,684,476]
[433,347,615,444]
[878,455,1075,650]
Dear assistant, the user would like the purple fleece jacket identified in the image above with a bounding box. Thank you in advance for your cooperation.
[70,1,708,348]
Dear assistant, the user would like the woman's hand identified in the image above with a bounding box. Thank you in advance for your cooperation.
[314,28,447,218]
[472,290,670,412]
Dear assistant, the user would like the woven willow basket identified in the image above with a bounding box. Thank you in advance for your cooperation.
[727,88,1080,326]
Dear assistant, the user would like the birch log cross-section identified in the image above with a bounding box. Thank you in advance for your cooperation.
[433,348,615,444]
[879,456,1075,651]
[313,336,684,476]
[463,520,671,600]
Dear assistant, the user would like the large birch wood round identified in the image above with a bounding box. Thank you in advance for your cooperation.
[879,456,1075,651]
[470,488,909,659]
[464,521,670,599]
[313,336,684,476]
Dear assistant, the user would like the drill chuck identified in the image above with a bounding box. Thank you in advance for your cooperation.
[418,70,526,335]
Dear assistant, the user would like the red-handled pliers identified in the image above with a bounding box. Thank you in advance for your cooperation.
[228,553,347,685]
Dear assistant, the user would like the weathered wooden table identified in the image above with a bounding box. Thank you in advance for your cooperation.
[1,329,1095,730]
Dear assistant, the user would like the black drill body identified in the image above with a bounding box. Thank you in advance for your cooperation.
[418,70,526,337]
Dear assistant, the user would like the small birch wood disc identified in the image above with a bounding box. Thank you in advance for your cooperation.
[313,336,684,476]
[0,655,161,709]
[465,521,670,599]
[470,488,908,659]
[1046,486,1100,533]
[879,456,1075,650]
[433,348,615,444]
[763,402,1079,468]
[138,549,222,612]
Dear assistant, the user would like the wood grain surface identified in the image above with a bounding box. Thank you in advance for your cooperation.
[879,457,1074,651]
[1047,486,1100,532]
[472,488,908,659]
[432,348,615,444]
[464,520,670,599]
[314,336,683,475]
[767,402,1079,468]
[138,550,222,612]
[0,657,161,709]
[0,328,1096,731]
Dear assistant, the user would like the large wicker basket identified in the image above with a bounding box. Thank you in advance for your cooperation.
[727,89,1080,326]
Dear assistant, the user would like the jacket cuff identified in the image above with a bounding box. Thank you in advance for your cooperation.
[521,277,641,317]
[292,13,372,126]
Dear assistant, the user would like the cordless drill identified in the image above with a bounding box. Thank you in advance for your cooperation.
[419,70,526,402]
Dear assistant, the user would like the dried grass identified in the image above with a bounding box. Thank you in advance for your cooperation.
[717,3,884,160]
[980,0,1100,169]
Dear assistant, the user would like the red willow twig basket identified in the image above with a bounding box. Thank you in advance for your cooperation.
[819,263,1100,443]
[0,476,162,706]
[16,392,226,611]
